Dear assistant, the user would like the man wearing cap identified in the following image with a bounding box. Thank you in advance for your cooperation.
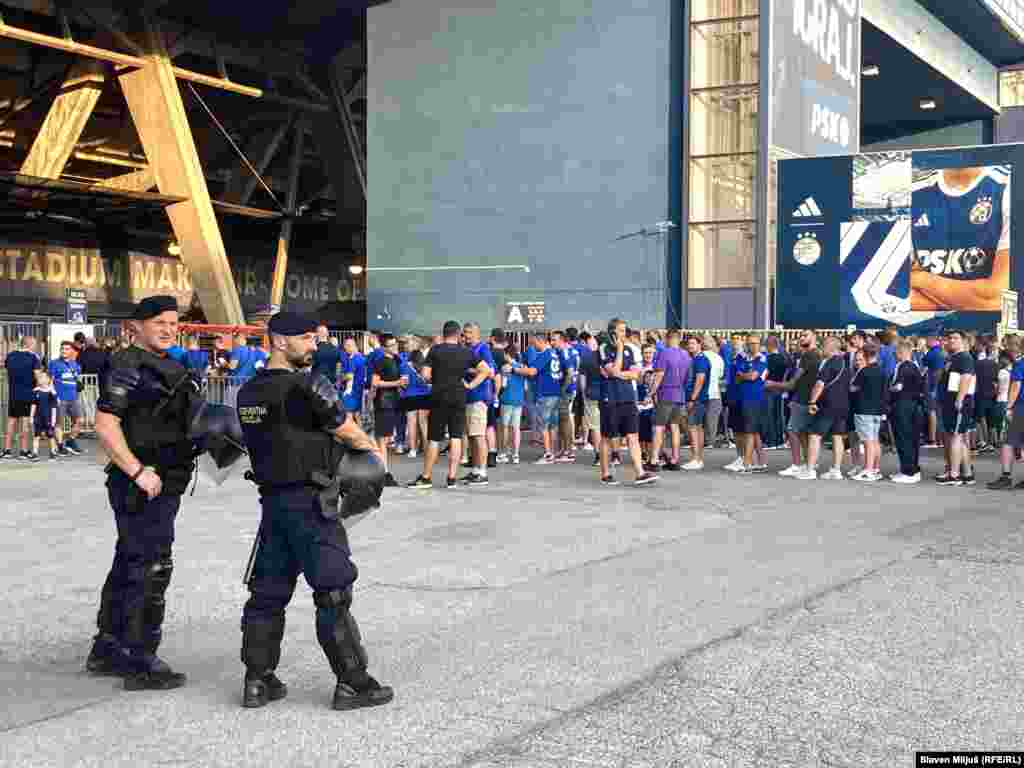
[235,311,392,711]
[86,295,199,690]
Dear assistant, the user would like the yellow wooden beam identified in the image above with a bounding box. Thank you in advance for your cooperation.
[94,168,155,192]
[118,20,244,324]
[20,58,105,179]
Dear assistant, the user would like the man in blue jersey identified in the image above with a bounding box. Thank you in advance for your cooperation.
[520,333,562,464]
[341,337,367,423]
[227,333,266,408]
[183,335,210,377]
[399,339,432,459]
[733,333,768,473]
[566,327,588,447]
[923,335,946,447]
[553,330,580,463]
[462,323,495,485]
[597,318,657,487]
[2,335,42,460]
[49,341,84,455]
[911,165,1011,312]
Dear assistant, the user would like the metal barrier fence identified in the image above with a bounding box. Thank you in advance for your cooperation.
[0,321,48,366]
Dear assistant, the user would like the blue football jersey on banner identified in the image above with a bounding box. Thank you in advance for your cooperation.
[911,168,1010,282]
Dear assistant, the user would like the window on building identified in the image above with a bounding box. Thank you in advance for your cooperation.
[688,222,756,289]
[687,3,759,290]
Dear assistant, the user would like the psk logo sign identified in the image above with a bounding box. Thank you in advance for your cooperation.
[970,196,993,225]
[792,232,821,266]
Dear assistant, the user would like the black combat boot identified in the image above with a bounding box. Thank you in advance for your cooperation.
[241,614,288,708]
[86,577,134,676]
[314,589,394,711]
[122,554,186,691]
[86,633,135,677]
[332,675,393,710]
[123,655,187,691]
[242,672,289,708]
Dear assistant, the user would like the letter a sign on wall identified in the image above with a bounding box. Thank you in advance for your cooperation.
[505,301,546,325]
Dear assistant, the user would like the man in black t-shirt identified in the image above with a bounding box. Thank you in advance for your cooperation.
[766,329,821,476]
[937,330,977,486]
[408,321,489,489]
[370,334,405,487]
[805,336,850,480]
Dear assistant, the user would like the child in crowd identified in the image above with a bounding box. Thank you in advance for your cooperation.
[638,345,657,467]
[497,345,527,465]
[31,372,60,462]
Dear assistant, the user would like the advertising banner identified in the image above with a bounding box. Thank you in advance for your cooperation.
[777,143,1024,331]
[770,0,860,157]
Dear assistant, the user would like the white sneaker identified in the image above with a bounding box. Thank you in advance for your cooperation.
[407,450,418,459]
[724,457,744,472]
[855,470,880,482]
[495,453,510,464]
[892,472,920,484]
[889,472,906,482]
[511,454,521,465]
[778,464,804,477]
[795,467,817,480]
[821,467,844,480]
[682,460,704,471]
[534,453,555,465]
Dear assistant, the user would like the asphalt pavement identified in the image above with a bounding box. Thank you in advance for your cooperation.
[0,440,1021,767]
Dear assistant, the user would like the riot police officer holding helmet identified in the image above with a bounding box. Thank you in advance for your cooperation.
[236,311,392,710]
[86,295,198,690]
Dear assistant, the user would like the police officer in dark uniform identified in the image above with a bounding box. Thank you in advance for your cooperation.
[86,295,200,690]
[236,312,392,710]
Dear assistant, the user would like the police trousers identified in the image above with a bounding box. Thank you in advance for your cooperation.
[97,472,181,655]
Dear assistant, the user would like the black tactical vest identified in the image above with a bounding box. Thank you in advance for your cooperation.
[237,369,340,489]
[113,347,197,491]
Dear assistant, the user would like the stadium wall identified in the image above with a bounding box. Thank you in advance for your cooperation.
[366,0,675,334]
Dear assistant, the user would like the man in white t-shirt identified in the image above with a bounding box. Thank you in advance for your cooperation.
[701,334,725,449]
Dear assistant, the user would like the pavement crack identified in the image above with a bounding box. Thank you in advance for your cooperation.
[0,695,120,735]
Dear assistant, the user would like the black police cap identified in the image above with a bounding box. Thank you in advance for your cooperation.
[268,311,318,337]
[132,295,179,320]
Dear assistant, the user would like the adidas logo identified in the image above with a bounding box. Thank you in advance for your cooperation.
[793,197,823,218]
[915,213,930,227]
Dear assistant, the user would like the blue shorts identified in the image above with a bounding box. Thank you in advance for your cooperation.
[537,396,560,429]
[854,414,882,441]
[499,405,523,428]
